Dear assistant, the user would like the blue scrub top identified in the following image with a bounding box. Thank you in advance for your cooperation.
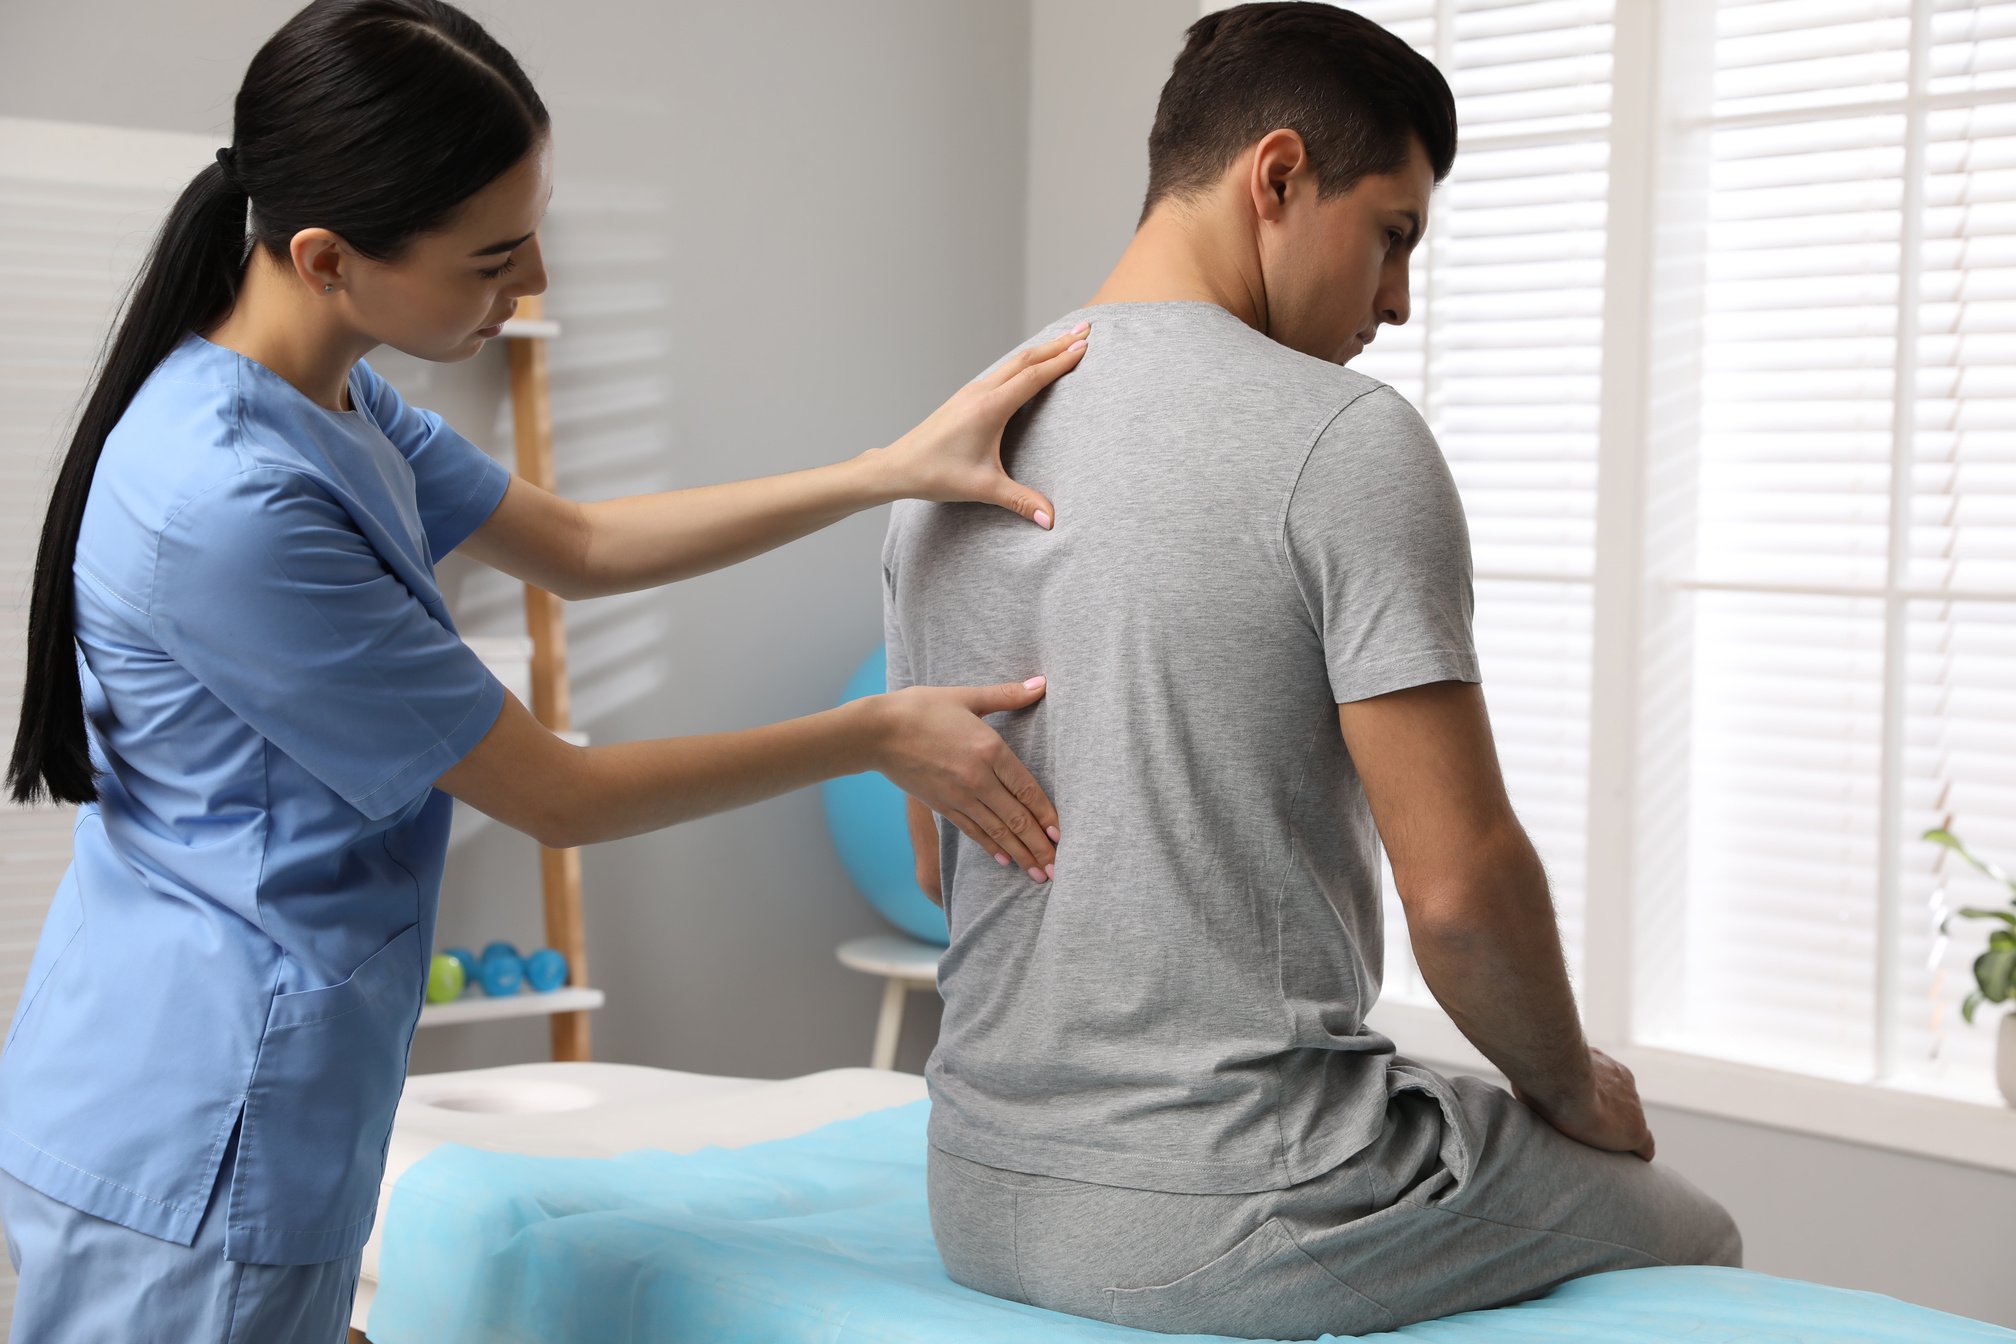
[0,332,511,1265]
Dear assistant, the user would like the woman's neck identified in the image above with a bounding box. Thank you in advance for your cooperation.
[202,253,370,412]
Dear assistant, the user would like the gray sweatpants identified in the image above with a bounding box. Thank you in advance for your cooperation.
[929,1064,1742,1338]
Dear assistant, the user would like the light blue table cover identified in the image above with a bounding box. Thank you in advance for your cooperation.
[368,1099,2014,1344]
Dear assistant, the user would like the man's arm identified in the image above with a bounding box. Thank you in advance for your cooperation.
[1338,680,1655,1161]
[907,794,944,907]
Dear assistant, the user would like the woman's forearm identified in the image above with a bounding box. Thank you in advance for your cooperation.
[564,325,1090,599]
[576,453,900,597]
[563,696,887,845]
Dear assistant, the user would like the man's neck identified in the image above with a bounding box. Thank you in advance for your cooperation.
[1083,205,1268,335]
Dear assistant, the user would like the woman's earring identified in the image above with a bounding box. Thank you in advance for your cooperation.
[324,284,334,293]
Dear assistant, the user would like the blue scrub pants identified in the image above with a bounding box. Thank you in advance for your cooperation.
[0,1119,362,1344]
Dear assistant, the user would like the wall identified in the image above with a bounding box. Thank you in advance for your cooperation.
[1022,0,1199,331]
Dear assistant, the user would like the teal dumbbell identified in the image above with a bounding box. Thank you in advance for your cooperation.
[525,948,568,992]
[478,942,524,997]
[445,947,479,987]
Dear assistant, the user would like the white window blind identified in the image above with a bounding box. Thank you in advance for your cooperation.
[1336,0,1615,1010]
[1640,0,2016,1101]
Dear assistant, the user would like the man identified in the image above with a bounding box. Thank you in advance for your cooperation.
[882,3,1741,1337]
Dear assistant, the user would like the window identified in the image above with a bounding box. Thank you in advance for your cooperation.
[1288,1,2016,1167]
[1333,0,1614,1016]
[1662,0,2016,1101]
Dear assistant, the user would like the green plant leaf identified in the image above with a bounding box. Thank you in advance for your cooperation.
[1957,906,2016,930]
[1962,989,1984,1026]
[1974,946,2016,1001]
[1924,828,2016,895]
[1993,930,2016,953]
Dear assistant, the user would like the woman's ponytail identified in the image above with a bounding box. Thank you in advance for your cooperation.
[7,161,249,805]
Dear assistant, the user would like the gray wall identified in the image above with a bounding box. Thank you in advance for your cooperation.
[2,0,2012,1332]
[1023,0,1199,331]
[387,0,1035,1082]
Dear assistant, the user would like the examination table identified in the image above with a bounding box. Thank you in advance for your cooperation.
[352,1062,2014,1343]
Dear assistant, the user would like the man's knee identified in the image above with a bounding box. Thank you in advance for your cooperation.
[1667,1181,1742,1269]
[1697,1198,1743,1268]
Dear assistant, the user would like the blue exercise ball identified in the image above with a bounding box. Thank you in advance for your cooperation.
[820,645,949,946]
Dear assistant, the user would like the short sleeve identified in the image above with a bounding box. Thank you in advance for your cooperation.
[881,504,916,694]
[353,358,511,559]
[1284,386,1481,704]
[151,468,507,820]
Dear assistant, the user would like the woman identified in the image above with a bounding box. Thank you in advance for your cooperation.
[0,1,1079,1338]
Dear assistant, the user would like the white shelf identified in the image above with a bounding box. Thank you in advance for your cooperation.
[499,316,561,340]
[417,985,605,1029]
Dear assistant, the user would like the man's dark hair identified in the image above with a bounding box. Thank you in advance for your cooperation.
[1141,2,1457,225]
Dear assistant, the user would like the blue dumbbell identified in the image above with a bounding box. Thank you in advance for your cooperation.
[444,947,480,989]
[525,948,568,992]
[478,943,524,997]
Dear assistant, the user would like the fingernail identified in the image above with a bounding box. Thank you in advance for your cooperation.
[995,852,1011,866]
[1034,509,1052,529]
[1067,339,1087,353]
[1044,864,1055,881]
[1071,321,1090,335]
[1027,866,1044,883]
[1023,675,1046,690]
[1046,825,1060,843]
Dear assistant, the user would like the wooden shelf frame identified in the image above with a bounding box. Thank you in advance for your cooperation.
[452,293,595,1060]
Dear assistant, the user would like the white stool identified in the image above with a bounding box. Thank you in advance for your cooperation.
[836,934,944,1070]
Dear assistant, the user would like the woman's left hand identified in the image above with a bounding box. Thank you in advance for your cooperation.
[865,323,1091,529]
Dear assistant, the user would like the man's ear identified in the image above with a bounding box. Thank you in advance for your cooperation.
[1247,128,1309,223]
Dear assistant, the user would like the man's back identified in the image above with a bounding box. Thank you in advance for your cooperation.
[883,299,1479,1194]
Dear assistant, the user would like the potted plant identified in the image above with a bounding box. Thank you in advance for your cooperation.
[1924,828,2016,1107]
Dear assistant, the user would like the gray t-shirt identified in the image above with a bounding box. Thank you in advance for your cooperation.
[882,300,1480,1194]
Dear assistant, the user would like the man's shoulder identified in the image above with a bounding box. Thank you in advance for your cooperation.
[1033,303,1397,426]
[1201,335,1411,460]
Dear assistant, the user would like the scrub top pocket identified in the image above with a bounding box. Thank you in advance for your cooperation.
[229,922,424,1265]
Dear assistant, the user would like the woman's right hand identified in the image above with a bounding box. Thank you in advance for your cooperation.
[866,677,1059,882]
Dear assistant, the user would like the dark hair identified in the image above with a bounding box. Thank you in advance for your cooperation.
[1141,2,1457,224]
[7,0,549,807]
